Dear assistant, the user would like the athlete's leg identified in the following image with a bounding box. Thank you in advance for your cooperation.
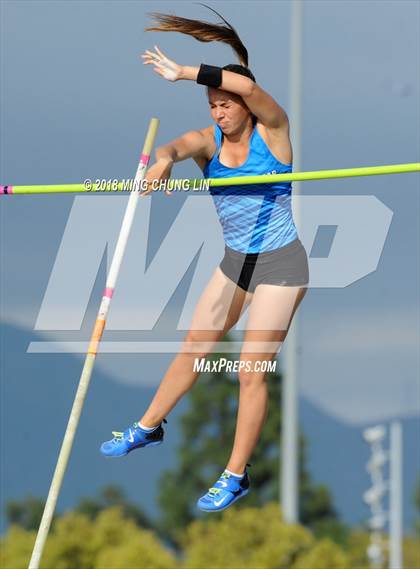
[226,284,308,473]
[140,268,253,427]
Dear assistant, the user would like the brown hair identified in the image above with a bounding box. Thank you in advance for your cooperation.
[145,4,256,82]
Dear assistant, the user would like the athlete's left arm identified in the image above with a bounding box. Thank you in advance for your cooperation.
[202,68,289,130]
[141,49,288,129]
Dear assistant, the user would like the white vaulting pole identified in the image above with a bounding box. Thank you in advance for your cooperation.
[28,118,160,569]
[281,0,303,524]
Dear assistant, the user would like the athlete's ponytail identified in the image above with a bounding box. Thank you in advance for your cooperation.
[145,4,256,82]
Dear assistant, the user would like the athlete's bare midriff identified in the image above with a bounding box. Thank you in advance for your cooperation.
[194,122,293,172]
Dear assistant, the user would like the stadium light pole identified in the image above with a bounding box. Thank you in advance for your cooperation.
[363,422,403,569]
[281,0,303,524]
[389,421,403,569]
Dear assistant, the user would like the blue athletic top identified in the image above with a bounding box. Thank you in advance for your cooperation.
[203,117,298,254]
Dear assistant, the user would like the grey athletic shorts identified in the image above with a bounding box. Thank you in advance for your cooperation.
[219,238,309,293]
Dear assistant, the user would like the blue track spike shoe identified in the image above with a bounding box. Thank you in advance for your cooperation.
[100,419,167,457]
[197,465,251,512]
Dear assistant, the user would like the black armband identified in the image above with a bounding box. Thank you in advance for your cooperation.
[196,64,223,88]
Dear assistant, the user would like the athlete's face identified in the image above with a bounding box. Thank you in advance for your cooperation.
[207,88,250,134]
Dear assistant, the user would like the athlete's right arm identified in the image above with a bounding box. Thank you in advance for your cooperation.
[141,128,212,197]
[155,128,211,164]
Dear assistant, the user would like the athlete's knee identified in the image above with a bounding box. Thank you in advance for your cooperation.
[238,352,277,387]
[181,330,221,357]
[237,360,270,387]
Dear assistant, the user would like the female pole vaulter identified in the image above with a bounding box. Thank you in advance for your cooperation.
[100,6,309,513]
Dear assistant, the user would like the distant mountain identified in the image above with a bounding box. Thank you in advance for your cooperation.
[1,322,418,534]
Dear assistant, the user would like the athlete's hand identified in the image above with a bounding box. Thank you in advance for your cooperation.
[141,158,174,197]
[141,46,183,82]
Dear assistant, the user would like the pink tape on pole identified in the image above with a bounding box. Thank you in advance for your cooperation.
[104,287,114,299]
[140,153,150,165]
[0,186,13,194]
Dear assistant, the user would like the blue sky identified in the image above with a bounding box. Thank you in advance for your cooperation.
[1,0,419,428]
